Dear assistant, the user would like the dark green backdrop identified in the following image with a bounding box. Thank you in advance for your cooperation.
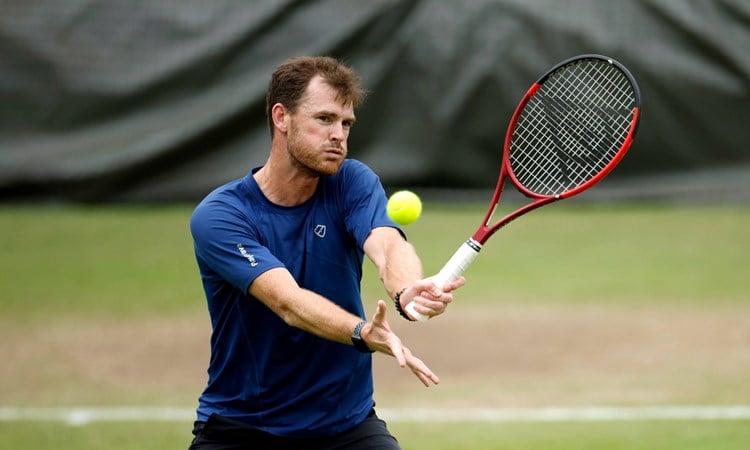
[1,0,748,202]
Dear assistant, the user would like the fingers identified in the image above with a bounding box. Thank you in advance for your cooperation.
[413,294,450,314]
[390,338,407,368]
[409,290,453,317]
[411,278,442,297]
[367,300,408,366]
[403,346,439,387]
[406,275,466,318]
[412,275,465,294]
[367,299,439,386]
[371,299,388,325]
[442,276,466,292]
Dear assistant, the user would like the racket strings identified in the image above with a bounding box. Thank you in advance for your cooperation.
[510,59,637,196]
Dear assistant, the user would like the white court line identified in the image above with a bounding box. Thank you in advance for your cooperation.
[0,407,193,426]
[1,406,750,426]
[378,406,750,422]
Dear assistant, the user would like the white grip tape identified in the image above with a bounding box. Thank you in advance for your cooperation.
[405,239,482,322]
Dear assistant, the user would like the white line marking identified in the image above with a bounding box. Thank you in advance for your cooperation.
[378,406,750,422]
[1,406,749,426]
[0,407,193,426]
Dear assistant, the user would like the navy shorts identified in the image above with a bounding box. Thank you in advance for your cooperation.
[188,409,401,450]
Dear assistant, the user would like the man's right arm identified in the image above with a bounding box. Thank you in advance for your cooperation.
[248,267,440,386]
[248,267,361,346]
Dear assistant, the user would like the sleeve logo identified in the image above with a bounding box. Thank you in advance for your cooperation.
[236,243,259,267]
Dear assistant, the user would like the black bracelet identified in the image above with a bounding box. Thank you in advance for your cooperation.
[394,288,416,321]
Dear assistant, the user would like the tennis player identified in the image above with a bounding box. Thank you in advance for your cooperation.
[188,56,465,450]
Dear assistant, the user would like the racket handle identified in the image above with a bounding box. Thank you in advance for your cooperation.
[405,239,482,322]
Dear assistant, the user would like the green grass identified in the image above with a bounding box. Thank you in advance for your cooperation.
[1,203,747,321]
[1,203,748,449]
[0,422,190,450]
[366,203,750,305]
[2,420,749,450]
[391,421,750,450]
[0,205,204,319]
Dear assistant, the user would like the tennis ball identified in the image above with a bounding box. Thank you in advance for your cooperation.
[387,190,422,226]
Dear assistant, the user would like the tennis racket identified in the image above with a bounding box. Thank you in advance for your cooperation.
[406,54,641,322]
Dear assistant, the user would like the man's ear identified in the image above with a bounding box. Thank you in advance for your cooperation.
[271,103,288,133]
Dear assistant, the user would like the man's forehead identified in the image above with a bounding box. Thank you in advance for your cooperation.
[301,77,354,114]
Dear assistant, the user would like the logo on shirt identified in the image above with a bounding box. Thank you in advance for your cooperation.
[236,243,258,267]
[314,224,327,238]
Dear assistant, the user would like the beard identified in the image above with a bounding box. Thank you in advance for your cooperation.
[286,123,346,177]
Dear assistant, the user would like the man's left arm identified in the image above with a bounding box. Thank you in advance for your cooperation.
[363,227,464,320]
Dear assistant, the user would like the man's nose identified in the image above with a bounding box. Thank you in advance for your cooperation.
[330,122,347,142]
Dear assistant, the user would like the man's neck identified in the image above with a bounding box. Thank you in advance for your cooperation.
[253,161,319,207]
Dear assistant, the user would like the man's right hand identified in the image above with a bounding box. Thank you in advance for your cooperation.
[362,300,440,387]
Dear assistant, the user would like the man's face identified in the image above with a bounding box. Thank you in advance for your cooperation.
[285,76,356,176]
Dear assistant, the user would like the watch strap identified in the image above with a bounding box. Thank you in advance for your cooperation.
[351,321,374,353]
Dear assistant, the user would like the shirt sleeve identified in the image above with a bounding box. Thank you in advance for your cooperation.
[339,160,404,248]
[190,198,285,294]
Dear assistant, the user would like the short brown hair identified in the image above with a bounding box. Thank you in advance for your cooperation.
[266,56,367,136]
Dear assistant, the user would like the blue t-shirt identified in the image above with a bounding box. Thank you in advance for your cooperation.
[190,159,399,438]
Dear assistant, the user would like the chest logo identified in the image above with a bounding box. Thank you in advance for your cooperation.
[314,224,327,238]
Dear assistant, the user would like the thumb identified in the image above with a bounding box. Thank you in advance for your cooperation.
[372,299,387,324]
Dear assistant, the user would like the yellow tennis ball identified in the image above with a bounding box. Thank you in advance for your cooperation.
[387,190,422,225]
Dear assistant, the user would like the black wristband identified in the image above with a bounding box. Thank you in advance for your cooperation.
[394,288,416,321]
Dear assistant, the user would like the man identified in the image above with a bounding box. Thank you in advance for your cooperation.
[188,56,464,449]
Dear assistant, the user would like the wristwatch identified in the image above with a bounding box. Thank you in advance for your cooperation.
[351,321,374,353]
